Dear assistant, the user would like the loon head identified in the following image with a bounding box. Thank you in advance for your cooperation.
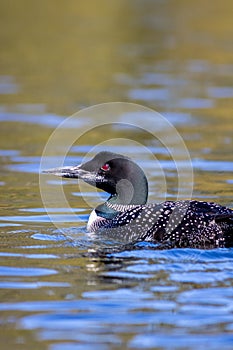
[44,151,148,206]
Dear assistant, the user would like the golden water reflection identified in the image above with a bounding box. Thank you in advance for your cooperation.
[0,0,232,114]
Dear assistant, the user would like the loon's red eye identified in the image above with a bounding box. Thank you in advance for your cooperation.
[101,163,110,171]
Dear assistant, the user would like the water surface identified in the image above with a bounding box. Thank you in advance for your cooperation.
[0,1,233,349]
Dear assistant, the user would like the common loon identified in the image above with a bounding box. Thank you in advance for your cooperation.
[44,151,233,248]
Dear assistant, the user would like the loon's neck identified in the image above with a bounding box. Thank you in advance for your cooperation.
[95,173,148,220]
[96,195,141,219]
[94,157,148,220]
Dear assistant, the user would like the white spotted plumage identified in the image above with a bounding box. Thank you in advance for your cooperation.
[88,200,233,248]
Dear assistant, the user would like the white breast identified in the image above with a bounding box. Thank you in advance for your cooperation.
[87,209,106,231]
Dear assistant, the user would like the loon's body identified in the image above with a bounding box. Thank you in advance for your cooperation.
[44,151,233,248]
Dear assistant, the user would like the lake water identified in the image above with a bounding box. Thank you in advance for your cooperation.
[0,1,233,349]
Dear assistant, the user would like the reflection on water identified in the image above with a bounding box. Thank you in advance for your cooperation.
[0,76,19,95]
[0,0,233,349]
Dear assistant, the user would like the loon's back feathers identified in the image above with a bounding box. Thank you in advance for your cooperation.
[89,200,233,248]
[44,151,233,248]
